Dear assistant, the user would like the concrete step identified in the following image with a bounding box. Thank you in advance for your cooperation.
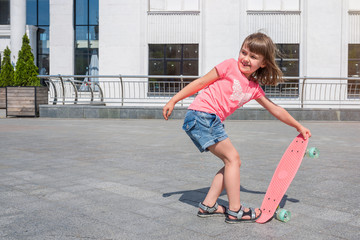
[38,105,360,121]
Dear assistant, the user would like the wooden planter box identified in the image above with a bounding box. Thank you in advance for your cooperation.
[6,86,48,117]
[0,87,6,109]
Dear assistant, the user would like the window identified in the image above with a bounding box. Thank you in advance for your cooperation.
[0,0,10,25]
[74,0,99,91]
[149,44,198,94]
[26,0,37,25]
[348,44,360,98]
[26,0,49,78]
[276,44,299,77]
[26,0,49,26]
[263,44,300,98]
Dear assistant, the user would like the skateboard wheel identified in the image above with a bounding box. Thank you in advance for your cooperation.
[305,147,319,158]
[276,208,291,222]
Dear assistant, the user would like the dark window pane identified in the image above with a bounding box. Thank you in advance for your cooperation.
[349,44,360,60]
[166,61,181,75]
[276,60,299,77]
[348,60,360,77]
[277,44,299,59]
[38,54,49,75]
[183,60,198,75]
[76,0,88,25]
[166,45,182,59]
[89,0,99,25]
[38,0,49,25]
[0,0,10,25]
[149,45,164,58]
[149,60,164,75]
[75,49,90,75]
[183,45,198,59]
[348,44,360,97]
[26,0,37,25]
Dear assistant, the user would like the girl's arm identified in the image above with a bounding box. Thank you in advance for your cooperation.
[163,68,219,120]
[256,96,312,139]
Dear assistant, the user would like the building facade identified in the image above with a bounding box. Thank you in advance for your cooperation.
[0,0,359,107]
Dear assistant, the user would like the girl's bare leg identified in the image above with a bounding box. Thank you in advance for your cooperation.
[200,138,261,219]
[199,167,226,214]
[207,139,241,212]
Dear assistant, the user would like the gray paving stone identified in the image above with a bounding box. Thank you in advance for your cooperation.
[0,118,359,239]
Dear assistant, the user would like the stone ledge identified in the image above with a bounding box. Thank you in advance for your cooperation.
[39,105,360,121]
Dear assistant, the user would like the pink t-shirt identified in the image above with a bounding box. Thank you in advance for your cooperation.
[188,58,265,122]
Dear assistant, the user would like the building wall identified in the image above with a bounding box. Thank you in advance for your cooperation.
[0,0,359,87]
[0,25,11,57]
[201,0,241,73]
[304,0,343,77]
[99,0,147,75]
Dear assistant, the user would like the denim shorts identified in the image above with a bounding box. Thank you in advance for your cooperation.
[182,110,228,152]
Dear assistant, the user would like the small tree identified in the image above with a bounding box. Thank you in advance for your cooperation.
[0,46,14,87]
[14,34,40,86]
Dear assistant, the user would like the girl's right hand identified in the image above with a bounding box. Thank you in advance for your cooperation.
[163,101,175,120]
[297,125,312,140]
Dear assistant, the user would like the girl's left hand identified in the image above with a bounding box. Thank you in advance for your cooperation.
[163,101,175,120]
[297,126,312,140]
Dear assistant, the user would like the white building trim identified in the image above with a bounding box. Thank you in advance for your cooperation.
[147,12,200,44]
[349,11,360,43]
[247,11,301,43]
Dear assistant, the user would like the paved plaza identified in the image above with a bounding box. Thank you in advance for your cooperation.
[0,115,359,239]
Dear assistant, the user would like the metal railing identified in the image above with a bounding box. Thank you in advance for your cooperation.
[38,75,360,108]
[40,75,104,105]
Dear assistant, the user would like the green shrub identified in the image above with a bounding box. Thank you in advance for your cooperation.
[0,46,14,87]
[14,34,40,86]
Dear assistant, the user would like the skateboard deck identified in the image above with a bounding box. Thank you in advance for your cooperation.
[256,134,308,223]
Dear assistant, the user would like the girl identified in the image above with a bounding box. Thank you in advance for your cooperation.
[163,32,311,223]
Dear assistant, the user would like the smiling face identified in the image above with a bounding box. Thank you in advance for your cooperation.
[238,45,267,79]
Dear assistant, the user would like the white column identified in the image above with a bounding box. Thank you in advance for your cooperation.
[10,0,26,65]
[49,0,74,75]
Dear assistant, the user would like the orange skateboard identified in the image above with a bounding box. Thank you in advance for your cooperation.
[256,134,318,223]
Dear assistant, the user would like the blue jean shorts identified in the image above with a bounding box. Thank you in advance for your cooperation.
[182,110,228,152]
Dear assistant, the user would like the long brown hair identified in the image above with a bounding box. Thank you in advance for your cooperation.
[241,32,283,86]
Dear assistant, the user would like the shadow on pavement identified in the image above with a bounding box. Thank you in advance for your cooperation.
[163,185,299,209]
